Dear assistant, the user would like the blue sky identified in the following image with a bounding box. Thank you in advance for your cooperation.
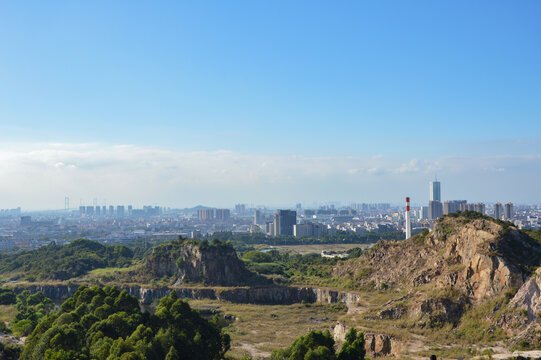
[0,1,540,208]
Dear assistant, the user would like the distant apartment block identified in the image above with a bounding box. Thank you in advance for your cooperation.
[443,200,467,215]
[294,222,324,237]
[459,202,486,215]
[198,209,214,220]
[215,209,230,221]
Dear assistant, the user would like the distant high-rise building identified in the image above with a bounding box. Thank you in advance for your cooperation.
[95,206,101,216]
[79,206,86,215]
[493,202,503,220]
[430,180,441,202]
[421,206,429,220]
[254,210,264,225]
[86,206,94,215]
[504,203,514,220]
[20,216,32,226]
[266,221,275,236]
[428,200,443,220]
[102,205,107,215]
[276,210,296,236]
[198,209,214,220]
[235,204,246,215]
[117,205,125,217]
[128,205,133,216]
[109,205,115,215]
[215,209,230,221]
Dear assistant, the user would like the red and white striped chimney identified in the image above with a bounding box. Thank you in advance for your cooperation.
[405,197,412,239]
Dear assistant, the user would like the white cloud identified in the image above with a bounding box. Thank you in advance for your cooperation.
[0,143,539,209]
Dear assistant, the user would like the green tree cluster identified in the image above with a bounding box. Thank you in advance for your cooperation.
[0,239,134,281]
[12,291,54,336]
[271,328,365,360]
[21,286,230,360]
[0,287,16,305]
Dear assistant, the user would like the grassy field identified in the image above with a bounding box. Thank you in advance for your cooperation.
[187,299,348,359]
[0,304,17,325]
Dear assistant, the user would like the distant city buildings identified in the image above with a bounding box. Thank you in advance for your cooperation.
[235,204,246,215]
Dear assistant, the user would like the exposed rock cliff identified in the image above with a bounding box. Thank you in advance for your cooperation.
[334,215,541,328]
[140,239,267,286]
[335,216,540,302]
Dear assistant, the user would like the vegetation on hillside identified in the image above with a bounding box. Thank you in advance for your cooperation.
[11,291,55,336]
[0,239,134,281]
[241,248,364,288]
[21,286,230,360]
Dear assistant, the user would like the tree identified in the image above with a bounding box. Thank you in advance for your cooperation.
[337,328,365,360]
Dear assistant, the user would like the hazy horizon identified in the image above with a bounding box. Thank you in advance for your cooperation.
[1,1,540,209]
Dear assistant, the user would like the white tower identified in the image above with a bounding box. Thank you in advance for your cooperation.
[405,197,412,239]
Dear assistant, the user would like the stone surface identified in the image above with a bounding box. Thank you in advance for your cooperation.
[334,217,540,304]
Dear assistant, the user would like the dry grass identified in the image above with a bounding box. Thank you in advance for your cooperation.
[186,299,348,359]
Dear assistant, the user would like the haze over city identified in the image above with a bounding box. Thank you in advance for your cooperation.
[1,1,540,209]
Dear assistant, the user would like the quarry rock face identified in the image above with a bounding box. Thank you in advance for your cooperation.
[334,217,539,304]
[142,241,264,286]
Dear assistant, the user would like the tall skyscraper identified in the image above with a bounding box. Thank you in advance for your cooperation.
[504,203,514,220]
[430,180,441,202]
[493,202,503,220]
[428,179,442,220]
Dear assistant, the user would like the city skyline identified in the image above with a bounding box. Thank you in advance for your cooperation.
[0,1,540,209]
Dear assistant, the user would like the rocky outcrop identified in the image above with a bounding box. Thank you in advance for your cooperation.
[334,217,540,303]
[333,322,401,357]
[414,297,466,327]
[141,240,267,286]
[509,268,541,321]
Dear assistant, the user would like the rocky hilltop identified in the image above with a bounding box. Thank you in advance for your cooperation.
[336,215,540,302]
[139,239,267,286]
[334,214,541,340]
